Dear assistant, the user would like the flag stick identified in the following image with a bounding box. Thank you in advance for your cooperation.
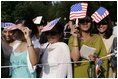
[76,18,78,26]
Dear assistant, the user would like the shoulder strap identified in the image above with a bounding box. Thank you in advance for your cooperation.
[41,43,50,56]
[38,43,50,65]
[12,41,21,51]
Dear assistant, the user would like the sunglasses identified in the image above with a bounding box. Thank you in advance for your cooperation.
[98,20,108,25]
[79,20,91,24]
[45,31,59,36]
[98,22,108,25]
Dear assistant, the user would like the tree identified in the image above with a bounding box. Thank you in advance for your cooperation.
[1,1,117,22]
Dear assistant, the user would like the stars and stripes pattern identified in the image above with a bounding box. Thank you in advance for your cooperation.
[1,22,17,30]
[69,3,88,20]
[95,58,103,78]
[41,17,61,32]
[91,7,109,23]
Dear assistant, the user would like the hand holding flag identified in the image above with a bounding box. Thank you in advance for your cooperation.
[1,22,17,30]
[69,3,88,20]
[33,16,43,24]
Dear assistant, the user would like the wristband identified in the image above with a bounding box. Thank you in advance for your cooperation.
[27,44,33,47]
[73,45,78,47]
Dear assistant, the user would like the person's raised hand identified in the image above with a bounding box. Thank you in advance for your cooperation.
[19,27,32,39]
[71,26,80,38]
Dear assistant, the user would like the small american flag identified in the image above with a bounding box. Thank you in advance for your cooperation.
[1,22,17,30]
[41,17,61,32]
[96,58,103,78]
[91,7,109,23]
[69,3,88,20]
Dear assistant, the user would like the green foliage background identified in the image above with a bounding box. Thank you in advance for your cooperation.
[1,1,117,24]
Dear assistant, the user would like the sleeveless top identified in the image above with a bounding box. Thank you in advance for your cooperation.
[10,41,36,78]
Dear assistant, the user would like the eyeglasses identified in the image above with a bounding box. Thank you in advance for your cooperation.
[45,31,59,36]
[79,20,91,24]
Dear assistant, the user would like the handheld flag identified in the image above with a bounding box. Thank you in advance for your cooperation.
[95,58,103,78]
[69,3,88,20]
[33,16,43,24]
[1,22,17,30]
[41,17,61,32]
[91,7,109,23]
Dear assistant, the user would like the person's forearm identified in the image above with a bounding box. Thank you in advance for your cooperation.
[26,37,38,65]
[71,37,80,61]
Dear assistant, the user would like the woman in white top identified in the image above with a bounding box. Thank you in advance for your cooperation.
[95,17,115,77]
[40,23,72,78]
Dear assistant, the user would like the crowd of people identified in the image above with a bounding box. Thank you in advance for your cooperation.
[1,14,117,78]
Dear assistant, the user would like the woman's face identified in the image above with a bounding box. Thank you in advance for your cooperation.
[79,22,91,32]
[2,28,14,42]
[37,25,43,32]
[97,24,108,33]
[45,31,60,44]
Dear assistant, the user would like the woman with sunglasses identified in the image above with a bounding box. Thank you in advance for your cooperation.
[40,23,72,78]
[95,17,115,78]
[68,16,108,78]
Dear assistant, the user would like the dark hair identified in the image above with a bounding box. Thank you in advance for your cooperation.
[52,23,64,34]
[39,33,48,44]
[12,29,25,41]
[45,22,64,42]
[1,28,4,31]
[15,17,38,37]
[13,17,38,41]
[95,17,113,39]
[78,16,94,35]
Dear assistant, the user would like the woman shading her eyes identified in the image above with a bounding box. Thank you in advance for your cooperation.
[9,18,38,78]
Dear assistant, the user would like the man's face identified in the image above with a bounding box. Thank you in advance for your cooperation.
[2,28,14,43]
